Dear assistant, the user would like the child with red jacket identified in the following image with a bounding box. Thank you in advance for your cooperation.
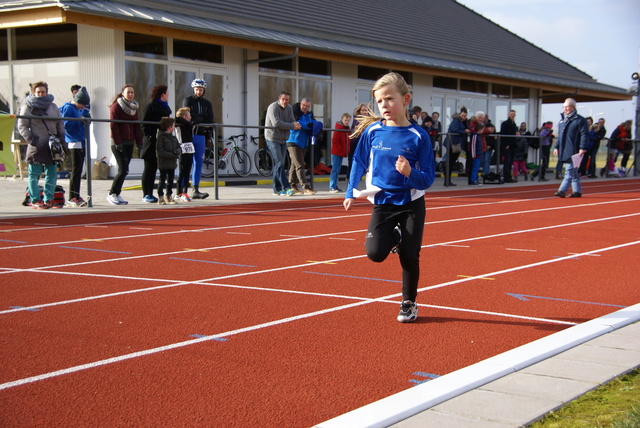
[329,112,352,192]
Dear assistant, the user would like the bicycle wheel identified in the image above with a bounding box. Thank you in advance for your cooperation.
[254,148,273,177]
[201,147,216,178]
[230,148,252,177]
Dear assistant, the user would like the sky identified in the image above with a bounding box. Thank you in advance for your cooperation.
[455,0,640,133]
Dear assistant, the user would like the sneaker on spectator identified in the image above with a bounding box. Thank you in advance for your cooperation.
[329,187,343,193]
[165,195,177,205]
[31,200,48,209]
[303,187,317,195]
[397,300,418,323]
[76,197,88,207]
[158,196,166,205]
[66,198,79,208]
[142,195,156,203]
[48,200,63,209]
[106,194,121,205]
[116,195,128,205]
[179,193,191,202]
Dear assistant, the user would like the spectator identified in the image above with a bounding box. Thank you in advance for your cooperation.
[554,98,588,198]
[106,84,142,205]
[588,118,606,178]
[343,72,435,323]
[468,118,484,185]
[141,85,171,203]
[348,103,370,182]
[155,117,181,205]
[580,119,601,177]
[513,122,531,181]
[443,109,469,186]
[329,112,351,193]
[184,78,214,199]
[610,120,633,173]
[429,111,442,156]
[537,121,554,181]
[60,86,90,207]
[18,81,66,209]
[500,109,518,182]
[287,98,320,195]
[175,107,194,202]
[264,91,300,196]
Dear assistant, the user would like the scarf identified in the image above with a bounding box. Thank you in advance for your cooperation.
[24,94,54,116]
[117,97,139,116]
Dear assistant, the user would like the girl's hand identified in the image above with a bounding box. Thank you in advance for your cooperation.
[396,155,411,177]
[343,198,355,211]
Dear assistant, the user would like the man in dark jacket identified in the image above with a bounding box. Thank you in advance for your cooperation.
[554,98,588,198]
[183,78,214,199]
[500,109,518,182]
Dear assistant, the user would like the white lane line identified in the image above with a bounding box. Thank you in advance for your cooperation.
[2,212,639,315]
[2,195,639,252]
[0,286,579,392]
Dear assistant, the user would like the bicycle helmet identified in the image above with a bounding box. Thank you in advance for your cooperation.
[191,78,207,89]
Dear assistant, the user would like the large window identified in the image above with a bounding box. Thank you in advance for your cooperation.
[0,65,10,113]
[125,32,167,60]
[0,29,7,61]
[125,61,168,109]
[174,39,223,64]
[15,24,77,60]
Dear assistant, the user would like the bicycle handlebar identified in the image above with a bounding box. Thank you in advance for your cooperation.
[250,135,260,144]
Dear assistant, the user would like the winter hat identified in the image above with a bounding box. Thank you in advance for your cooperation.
[74,86,90,106]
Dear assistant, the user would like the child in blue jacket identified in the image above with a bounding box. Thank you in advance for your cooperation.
[344,72,435,323]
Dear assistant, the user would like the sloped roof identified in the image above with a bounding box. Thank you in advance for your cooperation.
[0,0,629,100]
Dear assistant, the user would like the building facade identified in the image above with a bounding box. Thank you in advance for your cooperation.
[1,1,629,174]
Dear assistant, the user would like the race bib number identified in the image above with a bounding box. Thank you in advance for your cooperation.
[181,142,195,154]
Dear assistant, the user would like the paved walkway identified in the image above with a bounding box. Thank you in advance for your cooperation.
[3,172,640,427]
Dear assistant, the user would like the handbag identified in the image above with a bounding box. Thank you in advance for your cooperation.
[43,120,65,163]
[451,143,461,154]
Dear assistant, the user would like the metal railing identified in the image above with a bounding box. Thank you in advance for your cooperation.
[12,114,638,205]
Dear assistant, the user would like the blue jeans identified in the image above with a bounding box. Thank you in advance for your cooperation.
[558,161,581,194]
[266,140,289,193]
[28,163,57,202]
[470,157,481,183]
[329,154,344,189]
[482,149,493,175]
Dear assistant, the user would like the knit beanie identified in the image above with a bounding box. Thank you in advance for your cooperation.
[74,86,90,106]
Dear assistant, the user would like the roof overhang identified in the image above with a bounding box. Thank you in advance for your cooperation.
[0,2,631,103]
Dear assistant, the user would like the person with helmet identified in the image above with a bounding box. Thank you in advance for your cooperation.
[183,78,214,199]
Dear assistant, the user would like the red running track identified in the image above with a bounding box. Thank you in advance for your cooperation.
[1,179,639,427]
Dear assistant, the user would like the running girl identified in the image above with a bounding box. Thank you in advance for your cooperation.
[344,72,435,323]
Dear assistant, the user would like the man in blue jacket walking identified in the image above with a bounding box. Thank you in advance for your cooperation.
[554,98,588,198]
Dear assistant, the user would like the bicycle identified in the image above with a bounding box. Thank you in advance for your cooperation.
[251,135,273,177]
[201,133,252,178]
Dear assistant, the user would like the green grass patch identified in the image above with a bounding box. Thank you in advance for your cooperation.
[530,368,640,427]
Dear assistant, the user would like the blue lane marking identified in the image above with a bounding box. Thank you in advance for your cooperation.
[303,271,402,283]
[506,293,626,308]
[170,257,256,268]
[0,239,28,243]
[58,245,131,254]
[410,372,441,385]
[190,334,228,342]
[9,306,40,312]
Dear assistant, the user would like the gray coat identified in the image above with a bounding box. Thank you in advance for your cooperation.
[18,102,65,165]
[264,100,296,144]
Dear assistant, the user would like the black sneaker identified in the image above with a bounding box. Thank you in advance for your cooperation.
[397,300,418,323]
[555,191,566,198]
[569,192,582,198]
[391,225,402,254]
